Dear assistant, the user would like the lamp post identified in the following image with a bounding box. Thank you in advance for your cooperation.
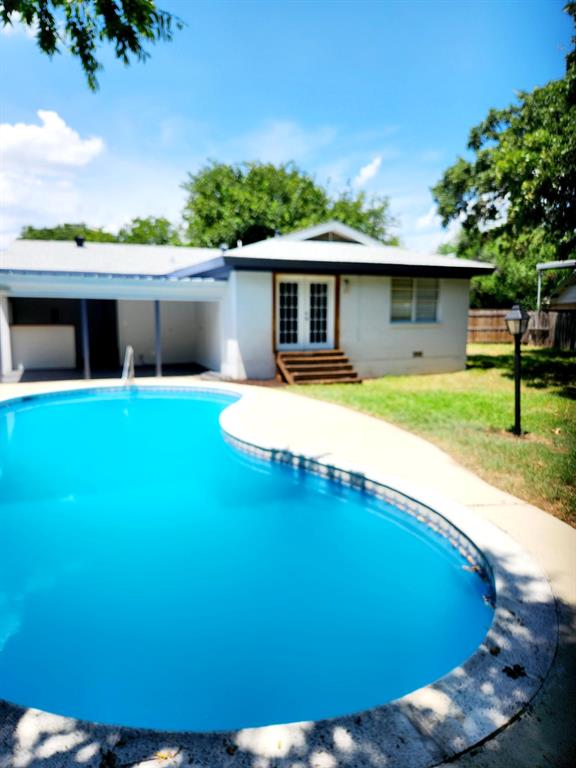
[505,304,530,436]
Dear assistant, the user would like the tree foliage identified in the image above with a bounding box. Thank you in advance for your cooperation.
[432,3,576,307]
[20,222,117,242]
[182,161,398,247]
[117,216,181,245]
[0,0,181,90]
[440,229,558,309]
[20,217,182,245]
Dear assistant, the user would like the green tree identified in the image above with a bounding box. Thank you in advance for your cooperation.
[441,229,557,308]
[328,188,398,245]
[0,0,181,90]
[182,161,397,247]
[432,2,576,307]
[20,222,117,242]
[117,216,181,245]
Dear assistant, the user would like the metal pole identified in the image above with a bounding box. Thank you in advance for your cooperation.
[80,298,91,380]
[154,300,162,377]
[513,333,521,436]
[536,270,542,311]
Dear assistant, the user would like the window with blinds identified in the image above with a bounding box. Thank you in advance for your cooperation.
[391,278,439,323]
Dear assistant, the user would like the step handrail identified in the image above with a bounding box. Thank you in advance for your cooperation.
[121,345,135,384]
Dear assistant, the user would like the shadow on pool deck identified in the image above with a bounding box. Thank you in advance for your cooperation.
[0,557,573,768]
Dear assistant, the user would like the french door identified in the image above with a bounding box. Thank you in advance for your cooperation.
[276,275,335,351]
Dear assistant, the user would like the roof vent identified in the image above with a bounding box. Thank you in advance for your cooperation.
[75,236,86,247]
[220,243,228,254]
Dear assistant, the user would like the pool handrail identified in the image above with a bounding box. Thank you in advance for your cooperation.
[121,345,135,384]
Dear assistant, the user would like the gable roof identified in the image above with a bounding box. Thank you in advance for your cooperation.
[280,220,385,247]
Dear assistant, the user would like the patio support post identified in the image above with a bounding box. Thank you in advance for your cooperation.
[154,300,162,377]
[80,298,91,379]
[0,292,13,379]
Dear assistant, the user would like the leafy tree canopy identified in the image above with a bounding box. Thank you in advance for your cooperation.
[0,0,181,90]
[432,2,576,307]
[439,229,558,309]
[20,222,117,242]
[182,161,398,247]
[117,216,181,245]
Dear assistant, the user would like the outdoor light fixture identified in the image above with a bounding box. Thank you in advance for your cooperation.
[505,304,530,436]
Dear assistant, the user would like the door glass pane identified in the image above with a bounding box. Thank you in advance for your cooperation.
[279,282,299,345]
[309,283,328,343]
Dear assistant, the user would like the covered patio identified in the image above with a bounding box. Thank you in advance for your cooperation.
[0,271,225,382]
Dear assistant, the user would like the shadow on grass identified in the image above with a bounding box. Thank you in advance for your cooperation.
[467,349,576,400]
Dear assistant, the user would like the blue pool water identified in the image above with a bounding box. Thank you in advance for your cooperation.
[0,388,493,732]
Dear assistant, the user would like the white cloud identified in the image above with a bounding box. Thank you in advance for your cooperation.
[0,111,104,246]
[415,205,441,231]
[1,110,104,172]
[353,156,382,188]
[0,11,37,39]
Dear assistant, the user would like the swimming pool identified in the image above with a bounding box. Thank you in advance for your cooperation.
[0,387,494,732]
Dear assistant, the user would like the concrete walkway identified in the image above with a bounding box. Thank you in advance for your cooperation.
[0,378,574,767]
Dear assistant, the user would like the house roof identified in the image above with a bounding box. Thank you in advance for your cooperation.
[0,222,494,284]
[171,239,495,279]
[0,239,217,276]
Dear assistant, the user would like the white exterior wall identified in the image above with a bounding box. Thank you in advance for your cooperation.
[160,302,199,365]
[221,271,275,380]
[193,302,221,371]
[117,301,156,365]
[11,325,76,369]
[0,294,13,377]
[117,300,221,369]
[340,276,470,377]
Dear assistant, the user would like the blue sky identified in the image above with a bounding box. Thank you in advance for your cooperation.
[0,0,572,249]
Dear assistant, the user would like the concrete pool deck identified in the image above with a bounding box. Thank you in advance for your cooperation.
[0,377,574,768]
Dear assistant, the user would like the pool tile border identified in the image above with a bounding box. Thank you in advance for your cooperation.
[222,430,494,592]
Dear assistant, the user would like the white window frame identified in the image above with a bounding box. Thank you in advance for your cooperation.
[390,277,439,324]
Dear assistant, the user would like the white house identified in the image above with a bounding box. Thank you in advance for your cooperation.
[0,221,493,383]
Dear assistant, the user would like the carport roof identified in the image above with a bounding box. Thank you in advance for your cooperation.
[0,239,217,276]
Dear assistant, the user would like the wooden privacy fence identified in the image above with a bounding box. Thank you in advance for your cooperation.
[468,309,576,350]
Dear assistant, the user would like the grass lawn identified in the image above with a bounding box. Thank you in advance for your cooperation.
[289,344,576,527]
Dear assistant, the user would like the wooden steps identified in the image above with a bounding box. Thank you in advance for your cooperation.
[277,349,361,385]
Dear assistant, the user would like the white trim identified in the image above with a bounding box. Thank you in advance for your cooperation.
[279,220,385,247]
